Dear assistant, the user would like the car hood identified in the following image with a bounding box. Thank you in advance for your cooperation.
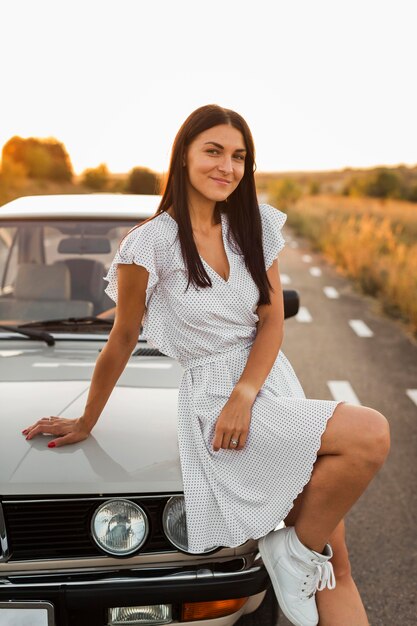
[0,340,184,496]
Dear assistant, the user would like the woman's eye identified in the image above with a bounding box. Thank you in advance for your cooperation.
[206,149,245,161]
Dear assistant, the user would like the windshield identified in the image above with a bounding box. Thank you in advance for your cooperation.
[0,219,139,330]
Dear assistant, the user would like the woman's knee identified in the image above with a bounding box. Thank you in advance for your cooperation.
[357,407,391,468]
[321,403,390,468]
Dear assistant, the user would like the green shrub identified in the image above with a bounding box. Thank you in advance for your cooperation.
[267,178,302,210]
[126,167,160,194]
[2,136,73,182]
[81,163,110,190]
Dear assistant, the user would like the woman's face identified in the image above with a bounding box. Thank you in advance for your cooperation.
[184,124,246,204]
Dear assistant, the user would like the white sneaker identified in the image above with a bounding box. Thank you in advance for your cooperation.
[258,526,336,626]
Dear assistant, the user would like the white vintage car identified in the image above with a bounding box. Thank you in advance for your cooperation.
[0,193,299,626]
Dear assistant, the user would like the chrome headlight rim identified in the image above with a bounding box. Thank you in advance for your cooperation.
[162,495,220,555]
[90,498,149,557]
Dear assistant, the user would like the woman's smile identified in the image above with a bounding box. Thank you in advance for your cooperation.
[210,177,231,185]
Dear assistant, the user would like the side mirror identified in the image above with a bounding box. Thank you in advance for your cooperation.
[283,290,299,319]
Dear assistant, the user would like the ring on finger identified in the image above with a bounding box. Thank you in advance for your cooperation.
[230,438,239,447]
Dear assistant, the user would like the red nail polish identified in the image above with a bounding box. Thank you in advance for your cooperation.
[22,429,27,434]
[48,441,56,448]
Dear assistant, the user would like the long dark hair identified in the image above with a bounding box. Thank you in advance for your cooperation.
[125,103,273,305]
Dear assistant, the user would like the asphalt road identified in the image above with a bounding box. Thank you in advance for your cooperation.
[274,224,417,626]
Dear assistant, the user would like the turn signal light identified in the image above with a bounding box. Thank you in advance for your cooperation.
[181,597,248,620]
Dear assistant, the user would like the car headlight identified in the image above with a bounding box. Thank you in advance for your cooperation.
[162,496,217,554]
[91,499,148,556]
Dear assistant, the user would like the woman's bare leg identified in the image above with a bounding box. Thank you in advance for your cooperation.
[284,496,369,624]
[316,520,369,626]
[268,403,386,624]
[293,403,390,553]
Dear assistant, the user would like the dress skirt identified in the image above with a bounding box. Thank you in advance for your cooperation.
[177,340,345,554]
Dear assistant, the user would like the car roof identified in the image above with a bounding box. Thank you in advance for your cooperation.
[0,193,162,219]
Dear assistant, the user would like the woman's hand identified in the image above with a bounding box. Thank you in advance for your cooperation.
[22,416,91,448]
[212,384,256,452]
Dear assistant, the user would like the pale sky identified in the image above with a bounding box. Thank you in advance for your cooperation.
[0,0,416,175]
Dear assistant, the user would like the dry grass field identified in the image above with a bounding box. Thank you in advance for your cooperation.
[273,194,417,339]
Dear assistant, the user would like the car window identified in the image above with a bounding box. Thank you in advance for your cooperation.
[0,226,18,295]
[43,223,130,266]
[0,219,138,326]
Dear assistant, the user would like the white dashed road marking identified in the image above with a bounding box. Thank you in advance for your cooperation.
[328,381,362,405]
[280,274,291,285]
[323,286,340,299]
[349,319,374,337]
[406,390,417,407]
[309,267,322,277]
[302,254,312,263]
[296,307,312,323]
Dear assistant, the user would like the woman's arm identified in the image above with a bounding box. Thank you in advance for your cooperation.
[212,259,284,451]
[80,262,149,430]
[233,258,285,402]
[22,263,150,447]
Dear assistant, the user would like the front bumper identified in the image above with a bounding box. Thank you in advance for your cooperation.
[0,561,269,625]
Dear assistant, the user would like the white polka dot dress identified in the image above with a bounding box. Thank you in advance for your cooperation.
[104,203,345,554]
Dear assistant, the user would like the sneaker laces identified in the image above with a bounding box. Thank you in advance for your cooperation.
[302,558,336,598]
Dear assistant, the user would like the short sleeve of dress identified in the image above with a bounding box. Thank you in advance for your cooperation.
[259,203,287,269]
[103,221,165,308]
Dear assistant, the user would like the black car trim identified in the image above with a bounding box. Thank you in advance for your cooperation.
[0,566,270,626]
[0,505,9,562]
[1,562,263,588]
[2,493,185,504]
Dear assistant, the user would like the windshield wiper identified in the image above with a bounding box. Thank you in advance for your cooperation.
[0,324,55,346]
[18,316,114,330]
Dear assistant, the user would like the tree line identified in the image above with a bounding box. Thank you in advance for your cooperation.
[1,135,416,203]
[0,136,160,194]
[265,167,417,210]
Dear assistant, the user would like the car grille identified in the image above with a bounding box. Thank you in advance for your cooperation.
[2,495,178,561]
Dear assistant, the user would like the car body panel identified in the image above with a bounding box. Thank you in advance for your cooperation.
[0,340,184,496]
[0,192,161,219]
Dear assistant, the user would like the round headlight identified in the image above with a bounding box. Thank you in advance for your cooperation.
[91,499,148,556]
[162,496,218,554]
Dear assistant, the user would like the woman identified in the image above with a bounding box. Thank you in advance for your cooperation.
[22,104,390,626]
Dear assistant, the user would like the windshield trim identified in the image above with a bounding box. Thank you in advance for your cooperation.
[0,331,147,342]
